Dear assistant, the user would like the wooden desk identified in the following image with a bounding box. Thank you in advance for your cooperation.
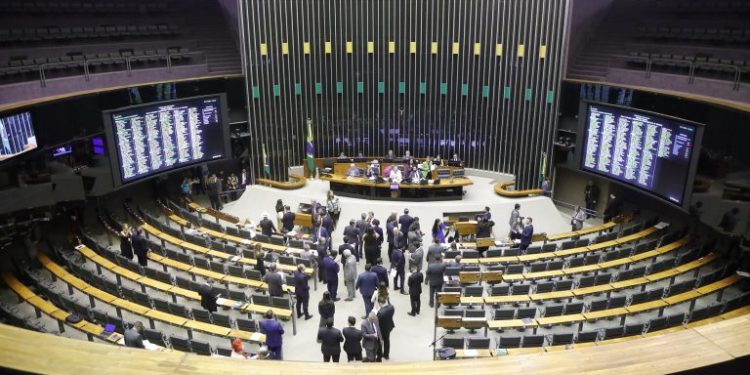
[493,181,543,197]
[455,349,494,358]
[536,314,586,326]
[321,174,472,201]
[487,319,538,330]
[256,174,307,190]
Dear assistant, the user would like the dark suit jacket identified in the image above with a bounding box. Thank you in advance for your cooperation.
[398,215,414,234]
[259,319,284,348]
[520,224,534,247]
[293,271,310,298]
[322,256,339,282]
[355,271,379,297]
[131,234,148,257]
[123,328,144,348]
[372,265,389,286]
[281,212,296,231]
[259,218,275,236]
[342,326,363,354]
[317,326,344,355]
[477,220,494,238]
[408,271,423,295]
[343,225,359,244]
[322,215,334,234]
[263,271,284,297]
[377,304,395,334]
[426,262,447,286]
[198,283,217,312]
[373,225,384,246]
[390,250,405,271]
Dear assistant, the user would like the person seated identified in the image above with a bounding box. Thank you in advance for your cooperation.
[389,166,403,184]
[339,152,347,158]
[403,150,411,159]
[408,166,422,183]
[451,153,460,162]
[346,163,361,178]
[384,149,396,160]
[420,157,431,178]
[367,160,380,179]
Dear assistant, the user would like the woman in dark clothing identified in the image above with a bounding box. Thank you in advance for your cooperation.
[275,199,285,214]
[318,291,336,327]
[119,224,133,260]
[362,228,380,266]
[254,244,266,276]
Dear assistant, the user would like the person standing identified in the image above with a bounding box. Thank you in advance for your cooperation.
[376,298,395,360]
[363,228,380,266]
[316,237,329,283]
[323,250,340,301]
[603,193,622,223]
[519,217,534,250]
[572,206,586,231]
[198,278,219,313]
[322,213,335,241]
[409,241,424,272]
[207,174,222,210]
[342,249,358,301]
[541,177,552,197]
[372,219,384,252]
[392,227,404,253]
[342,316,363,362]
[398,209,414,235]
[119,224,133,260]
[355,264,379,317]
[254,244,266,276]
[431,218,447,244]
[259,212,276,237]
[426,238,443,265]
[343,220,361,261]
[259,310,284,360]
[508,203,521,235]
[407,266,423,316]
[356,213,369,253]
[262,263,284,297]
[317,318,344,362]
[371,258,389,287]
[281,206,295,233]
[390,247,406,294]
[326,191,341,227]
[426,255,446,308]
[361,311,382,362]
[131,229,149,266]
[584,180,600,218]
[318,291,336,328]
[385,212,397,260]
[293,265,313,320]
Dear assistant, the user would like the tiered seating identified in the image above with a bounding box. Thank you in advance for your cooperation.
[0,23,180,46]
[0,1,172,15]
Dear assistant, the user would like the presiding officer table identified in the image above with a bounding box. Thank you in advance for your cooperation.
[321,174,473,201]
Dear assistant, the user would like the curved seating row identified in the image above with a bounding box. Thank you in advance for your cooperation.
[256,174,307,190]
[75,245,292,319]
[1,273,112,342]
[37,253,266,344]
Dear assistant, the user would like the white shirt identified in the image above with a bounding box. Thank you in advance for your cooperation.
[390,168,403,183]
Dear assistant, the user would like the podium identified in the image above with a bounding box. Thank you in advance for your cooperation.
[476,237,494,248]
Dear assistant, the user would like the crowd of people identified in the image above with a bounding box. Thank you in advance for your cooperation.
[180,166,250,210]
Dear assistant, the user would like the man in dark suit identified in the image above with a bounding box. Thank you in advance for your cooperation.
[343,220,361,261]
[398,209,414,235]
[281,205,295,233]
[355,264,379,317]
[259,212,276,236]
[338,237,355,265]
[131,229,149,266]
[361,311,382,362]
[385,213,397,260]
[372,219,384,250]
[426,256,446,308]
[293,264,313,320]
[316,237,328,282]
[259,310,285,359]
[407,266,423,316]
[342,316,363,362]
[198,278,218,312]
[322,213,335,239]
[376,299,395,360]
[262,263,284,297]
[603,193,622,223]
[371,259,389,287]
[390,247,406,294]
[519,217,534,250]
[323,250,340,301]
[584,180,600,218]
[317,318,344,362]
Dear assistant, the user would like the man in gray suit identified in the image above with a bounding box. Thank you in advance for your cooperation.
[426,238,443,265]
[360,311,382,362]
[426,255,447,308]
[124,321,145,348]
[343,249,358,301]
[408,241,424,272]
[509,203,521,233]
[262,263,284,297]
[356,212,369,248]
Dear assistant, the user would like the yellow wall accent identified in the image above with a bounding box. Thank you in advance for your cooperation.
[325,41,332,54]
[452,42,460,55]
[259,43,267,56]
[281,42,289,55]
[495,43,503,56]
[303,42,311,54]
[368,41,375,53]
[431,41,438,54]
[388,41,396,54]
[474,42,481,56]
[410,41,417,54]
[539,44,547,59]
[346,41,353,54]
[517,44,525,58]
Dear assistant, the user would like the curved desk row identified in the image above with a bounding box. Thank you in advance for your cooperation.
[256,174,307,190]
[494,181,544,197]
[321,174,473,201]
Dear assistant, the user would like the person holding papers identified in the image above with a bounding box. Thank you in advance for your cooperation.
[389,166,403,184]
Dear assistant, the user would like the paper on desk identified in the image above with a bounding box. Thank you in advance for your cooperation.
[143,340,161,351]
[230,256,240,262]
[250,332,263,342]
[463,349,478,357]
[216,298,227,305]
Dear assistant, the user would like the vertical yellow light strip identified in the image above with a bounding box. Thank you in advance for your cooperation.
[410,41,417,54]
[539,44,547,59]
[260,43,267,56]
[474,42,481,56]
[388,41,396,54]
[452,42,460,55]
[346,41,353,54]
[325,41,332,54]
[431,41,438,54]
[368,41,375,54]
[517,43,525,58]
[303,42,311,55]
[281,42,289,55]
[495,43,503,57]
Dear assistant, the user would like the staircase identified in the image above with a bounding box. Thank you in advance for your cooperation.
[180,0,242,75]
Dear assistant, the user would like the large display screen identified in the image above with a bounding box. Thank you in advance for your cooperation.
[104,94,229,186]
[579,102,702,206]
[0,111,37,162]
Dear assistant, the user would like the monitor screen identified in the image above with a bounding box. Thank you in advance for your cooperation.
[579,102,702,206]
[91,136,105,155]
[103,94,229,186]
[52,145,72,157]
[0,111,37,162]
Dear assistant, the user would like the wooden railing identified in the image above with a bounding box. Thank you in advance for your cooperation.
[494,181,544,197]
[256,174,307,190]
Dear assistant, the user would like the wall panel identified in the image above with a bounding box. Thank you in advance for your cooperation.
[241,0,568,188]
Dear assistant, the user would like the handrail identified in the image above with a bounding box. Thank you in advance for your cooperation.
[256,174,307,190]
[27,51,208,87]
[614,54,744,90]
[494,181,544,197]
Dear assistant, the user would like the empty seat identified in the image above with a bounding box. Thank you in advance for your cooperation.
[215,345,233,357]
[192,309,212,324]
[143,329,165,346]
[516,307,536,319]
[577,330,599,343]
[589,299,608,312]
[190,339,212,356]
[648,317,667,332]
[568,257,585,268]
[170,335,191,352]
[506,264,524,274]
[463,286,483,297]
[565,302,584,314]
[442,337,465,349]
[212,313,232,328]
[511,284,530,295]
[535,282,554,294]
[624,323,644,337]
[209,262,225,274]
[490,285,510,296]
[608,296,626,308]
[604,326,624,339]
[666,313,685,328]
[168,302,190,319]
[467,337,490,349]
[547,261,564,271]
[544,304,564,317]
[237,318,258,332]
[494,309,515,320]
[522,334,545,347]
[497,336,521,348]
[152,298,171,313]
[551,333,574,346]
[554,280,573,291]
